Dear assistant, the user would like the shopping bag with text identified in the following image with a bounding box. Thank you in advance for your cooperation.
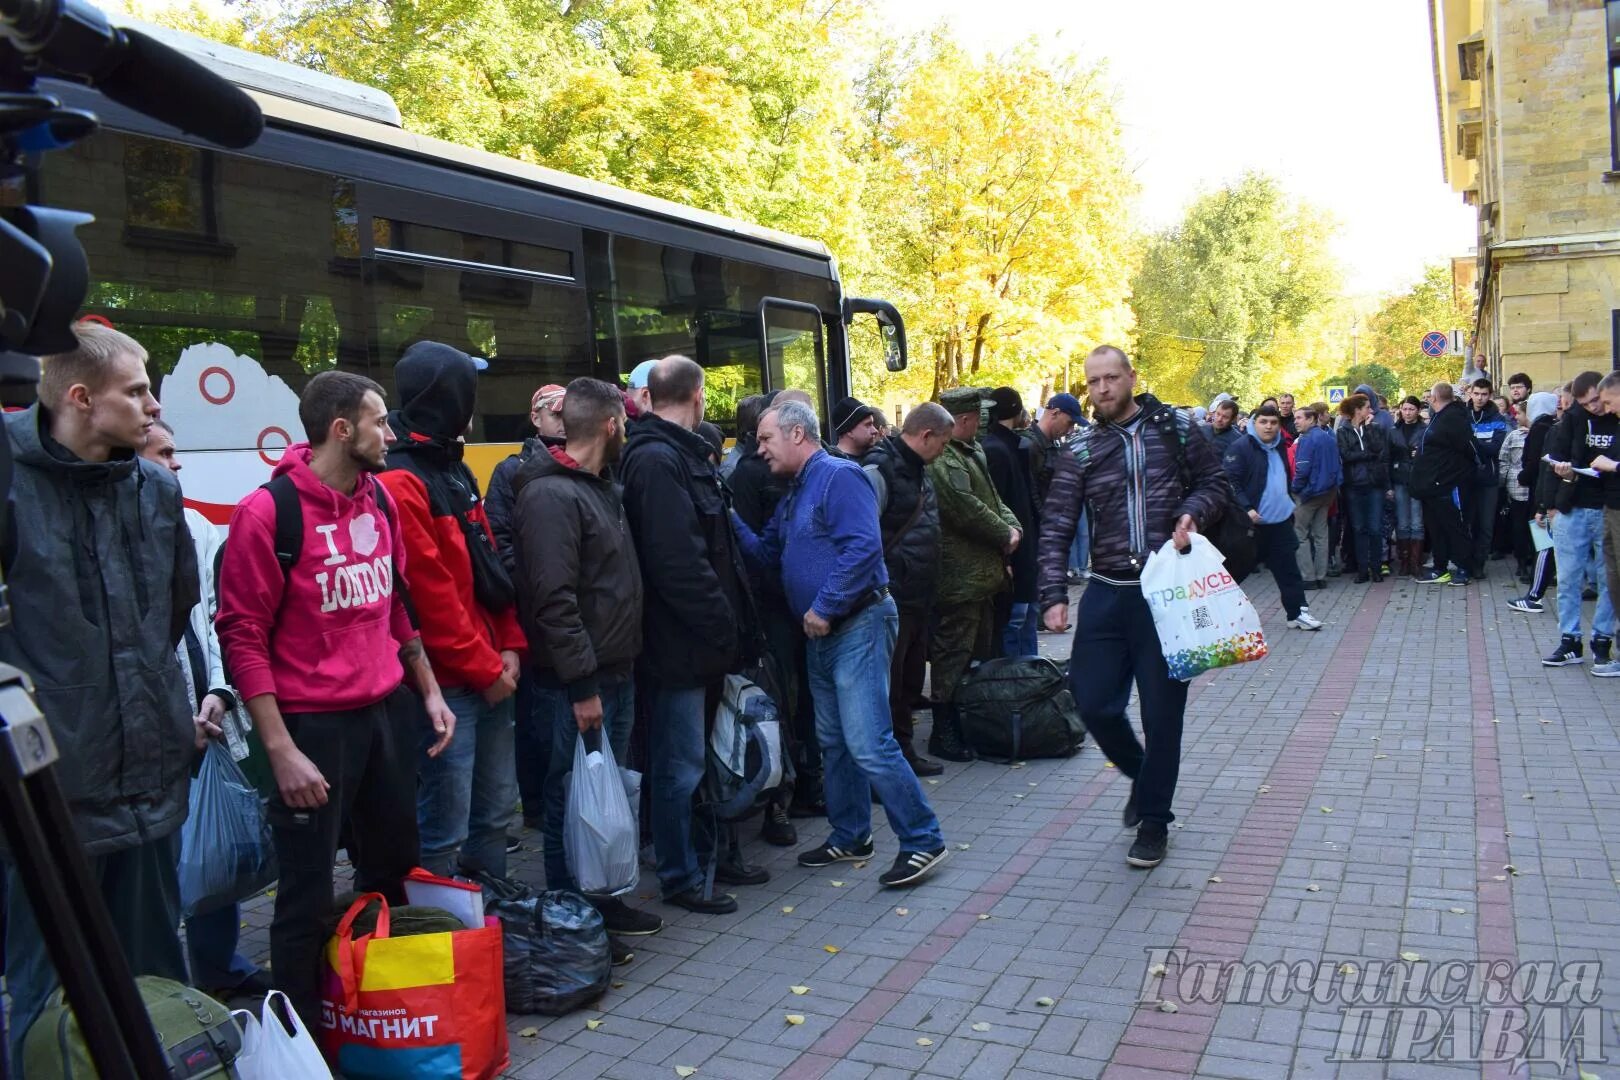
[1140,533,1268,681]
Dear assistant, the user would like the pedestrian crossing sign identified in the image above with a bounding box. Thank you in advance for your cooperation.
[1325,385,1347,403]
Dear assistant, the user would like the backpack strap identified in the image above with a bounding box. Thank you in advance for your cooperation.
[369,476,420,631]
[264,473,302,579]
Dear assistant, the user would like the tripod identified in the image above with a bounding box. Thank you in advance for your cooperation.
[0,662,172,1078]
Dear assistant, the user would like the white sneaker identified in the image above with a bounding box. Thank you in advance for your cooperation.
[1288,609,1323,631]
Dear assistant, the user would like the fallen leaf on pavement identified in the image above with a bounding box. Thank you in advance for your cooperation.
[1157,1000,1179,1013]
[1320,806,1334,814]
[1148,964,1167,977]
[851,862,868,870]
[785,1014,805,1026]
[895,908,909,916]
[675,1068,697,1078]
[1504,864,1519,875]
[518,1027,538,1038]
[1035,996,1055,1007]
[781,906,795,914]
[1338,963,1357,975]
[823,945,841,954]
[977,914,991,921]
[1208,875,1222,883]
[1449,907,1467,915]
[830,881,845,888]
[1400,951,1421,962]
[916,1038,933,1046]
[586,1019,604,1031]
[971,1022,991,1032]
[1306,884,1321,892]
[790,986,810,995]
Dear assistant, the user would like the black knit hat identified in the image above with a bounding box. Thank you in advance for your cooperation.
[831,396,876,438]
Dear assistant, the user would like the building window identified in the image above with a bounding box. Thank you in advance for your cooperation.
[1609,3,1620,168]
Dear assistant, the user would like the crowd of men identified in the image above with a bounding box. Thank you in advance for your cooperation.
[6,318,1608,1073]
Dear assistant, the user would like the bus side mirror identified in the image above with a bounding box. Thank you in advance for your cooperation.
[844,297,908,372]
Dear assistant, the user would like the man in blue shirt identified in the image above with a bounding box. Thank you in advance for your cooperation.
[1223,404,1322,630]
[733,400,950,888]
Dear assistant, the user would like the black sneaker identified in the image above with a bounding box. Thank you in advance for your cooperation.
[879,847,950,887]
[906,753,945,778]
[1418,569,1452,585]
[1448,572,1472,587]
[1543,636,1584,667]
[609,936,635,966]
[713,860,770,886]
[665,888,738,915]
[1127,827,1168,869]
[761,803,798,847]
[505,834,523,854]
[590,895,664,936]
[1585,586,1600,602]
[1594,636,1614,664]
[796,837,875,868]
[1508,595,1545,614]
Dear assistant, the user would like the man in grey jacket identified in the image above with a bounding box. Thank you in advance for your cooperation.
[0,324,199,1071]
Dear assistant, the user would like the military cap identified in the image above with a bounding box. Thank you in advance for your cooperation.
[940,386,988,415]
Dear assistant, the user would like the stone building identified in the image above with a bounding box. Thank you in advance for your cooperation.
[1431,0,1620,385]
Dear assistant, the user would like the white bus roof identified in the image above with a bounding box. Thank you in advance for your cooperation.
[115,18,834,263]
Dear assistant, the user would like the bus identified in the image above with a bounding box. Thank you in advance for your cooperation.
[17,20,908,523]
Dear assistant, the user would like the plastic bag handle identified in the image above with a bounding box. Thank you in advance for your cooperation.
[335,892,390,1012]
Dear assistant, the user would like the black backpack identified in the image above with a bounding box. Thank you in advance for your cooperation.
[955,657,1086,762]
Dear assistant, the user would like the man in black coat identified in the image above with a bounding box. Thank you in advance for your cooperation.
[1413,381,1479,585]
[982,387,1040,656]
[620,356,764,915]
[861,403,954,776]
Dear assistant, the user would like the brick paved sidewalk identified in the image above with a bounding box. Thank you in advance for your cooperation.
[236,563,1620,1079]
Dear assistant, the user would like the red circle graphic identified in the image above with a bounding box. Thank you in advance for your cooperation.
[199,366,236,405]
[257,426,291,467]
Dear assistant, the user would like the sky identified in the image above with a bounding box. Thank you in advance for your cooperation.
[876,0,1477,298]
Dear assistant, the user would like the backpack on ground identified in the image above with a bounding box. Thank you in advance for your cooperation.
[704,672,793,822]
[24,977,242,1079]
[955,657,1086,762]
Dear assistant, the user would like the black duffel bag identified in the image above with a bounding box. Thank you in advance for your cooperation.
[955,657,1086,762]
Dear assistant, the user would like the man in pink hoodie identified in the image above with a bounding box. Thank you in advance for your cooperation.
[216,370,455,1031]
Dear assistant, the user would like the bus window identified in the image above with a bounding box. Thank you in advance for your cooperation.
[32,130,373,521]
[370,257,592,443]
[764,302,828,420]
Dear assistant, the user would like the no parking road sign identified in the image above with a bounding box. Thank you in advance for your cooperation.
[1421,331,1449,358]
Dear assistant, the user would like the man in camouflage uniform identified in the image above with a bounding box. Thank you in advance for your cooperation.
[925,387,1022,761]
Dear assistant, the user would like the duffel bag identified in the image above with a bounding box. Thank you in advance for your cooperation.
[955,657,1086,762]
[25,976,242,1079]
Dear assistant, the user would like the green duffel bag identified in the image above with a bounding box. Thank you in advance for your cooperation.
[955,656,1087,762]
[24,976,243,1079]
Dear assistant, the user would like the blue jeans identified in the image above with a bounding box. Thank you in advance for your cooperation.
[536,677,635,892]
[806,598,944,852]
[1001,602,1039,657]
[1346,485,1386,575]
[418,688,517,878]
[5,833,188,1076]
[1393,485,1424,540]
[1552,509,1618,640]
[648,681,717,898]
[185,902,259,990]
[1069,510,1090,573]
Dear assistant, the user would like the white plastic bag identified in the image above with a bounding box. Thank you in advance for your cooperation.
[1140,533,1268,681]
[564,733,639,895]
[232,991,332,1079]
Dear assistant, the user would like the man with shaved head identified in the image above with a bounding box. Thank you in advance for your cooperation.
[620,356,765,914]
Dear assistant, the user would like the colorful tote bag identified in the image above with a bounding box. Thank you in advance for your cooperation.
[319,892,509,1080]
[1140,534,1269,681]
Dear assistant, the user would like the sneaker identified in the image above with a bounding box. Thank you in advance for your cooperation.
[1507,595,1545,614]
[905,751,945,778]
[609,937,636,966]
[1448,572,1471,587]
[1314,579,1328,589]
[1302,579,1321,591]
[591,895,664,936]
[1594,660,1620,678]
[1594,636,1614,664]
[664,888,738,915]
[761,802,798,847]
[879,847,950,887]
[1287,609,1323,631]
[796,837,875,868]
[1127,827,1168,868]
[506,834,523,855]
[1543,636,1585,667]
[1585,586,1600,602]
[1418,570,1452,585]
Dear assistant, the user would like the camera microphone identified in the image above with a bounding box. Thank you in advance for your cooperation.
[1,0,264,149]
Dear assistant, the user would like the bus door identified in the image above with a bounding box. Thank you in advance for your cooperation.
[759,297,830,423]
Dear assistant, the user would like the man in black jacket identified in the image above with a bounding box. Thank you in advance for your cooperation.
[1535,370,1618,667]
[1414,382,1478,585]
[512,376,663,940]
[1509,392,1561,613]
[1223,405,1319,628]
[620,355,764,914]
[1038,346,1228,870]
[983,387,1041,656]
[861,403,953,776]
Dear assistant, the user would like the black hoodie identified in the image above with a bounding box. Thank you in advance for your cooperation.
[619,411,757,686]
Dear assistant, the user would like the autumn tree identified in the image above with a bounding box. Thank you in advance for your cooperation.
[1358,263,1475,394]
[856,35,1138,402]
[1130,173,1340,408]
